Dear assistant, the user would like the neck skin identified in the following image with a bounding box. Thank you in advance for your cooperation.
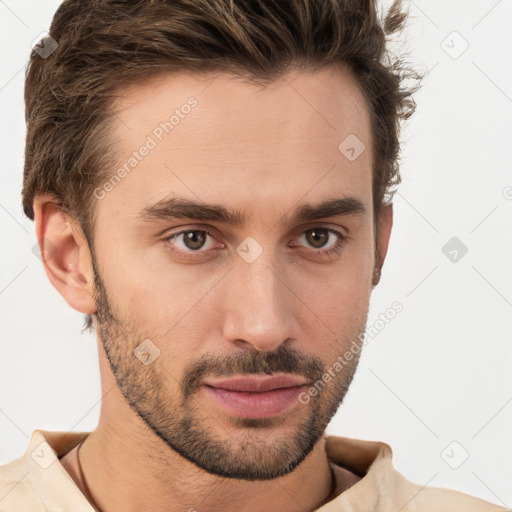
[60,346,360,512]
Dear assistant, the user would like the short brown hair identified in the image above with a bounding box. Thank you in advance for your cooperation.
[22,0,421,331]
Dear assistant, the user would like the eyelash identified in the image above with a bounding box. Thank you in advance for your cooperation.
[163,227,348,261]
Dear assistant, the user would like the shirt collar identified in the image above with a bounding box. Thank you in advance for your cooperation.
[319,434,409,511]
[26,429,94,511]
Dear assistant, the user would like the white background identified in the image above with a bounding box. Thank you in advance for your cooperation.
[0,0,511,508]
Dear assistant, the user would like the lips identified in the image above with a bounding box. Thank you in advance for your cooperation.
[202,374,308,418]
[203,374,307,392]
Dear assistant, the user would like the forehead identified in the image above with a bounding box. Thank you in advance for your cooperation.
[98,65,373,223]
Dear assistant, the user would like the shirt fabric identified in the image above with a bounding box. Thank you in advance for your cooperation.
[0,429,506,511]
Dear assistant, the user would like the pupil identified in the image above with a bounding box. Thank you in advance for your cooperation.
[185,231,205,250]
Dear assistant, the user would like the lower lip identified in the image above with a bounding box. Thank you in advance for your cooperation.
[203,385,305,418]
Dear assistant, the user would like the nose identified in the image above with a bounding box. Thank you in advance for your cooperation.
[221,256,299,353]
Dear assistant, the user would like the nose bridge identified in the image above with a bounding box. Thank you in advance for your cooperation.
[222,250,297,352]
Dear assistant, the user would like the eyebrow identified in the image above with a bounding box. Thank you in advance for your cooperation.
[137,196,366,226]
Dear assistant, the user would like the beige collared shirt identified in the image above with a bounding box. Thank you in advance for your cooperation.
[0,429,506,511]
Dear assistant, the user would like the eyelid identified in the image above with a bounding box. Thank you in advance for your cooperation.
[291,226,348,249]
[164,228,223,250]
[294,223,349,239]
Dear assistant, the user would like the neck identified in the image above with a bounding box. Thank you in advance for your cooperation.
[75,426,335,512]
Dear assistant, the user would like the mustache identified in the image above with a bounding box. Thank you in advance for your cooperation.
[181,345,325,399]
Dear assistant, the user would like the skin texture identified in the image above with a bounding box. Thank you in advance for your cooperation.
[34,64,393,512]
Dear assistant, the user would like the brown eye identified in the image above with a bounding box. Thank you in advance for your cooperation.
[304,228,331,248]
[182,230,207,250]
[294,227,347,257]
[165,229,218,253]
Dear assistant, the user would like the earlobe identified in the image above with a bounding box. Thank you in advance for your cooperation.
[372,203,393,287]
[33,195,96,315]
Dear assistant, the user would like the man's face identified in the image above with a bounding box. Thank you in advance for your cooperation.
[91,65,378,480]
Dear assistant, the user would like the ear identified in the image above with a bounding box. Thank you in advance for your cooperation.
[33,195,96,315]
[372,202,393,287]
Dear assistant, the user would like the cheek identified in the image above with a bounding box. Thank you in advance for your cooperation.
[288,231,374,355]
[92,234,177,330]
[97,243,220,363]
[294,226,374,307]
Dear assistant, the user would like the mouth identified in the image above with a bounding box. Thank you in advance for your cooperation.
[202,374,308,418]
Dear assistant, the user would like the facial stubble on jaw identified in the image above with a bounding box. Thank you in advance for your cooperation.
[90,254,362,480]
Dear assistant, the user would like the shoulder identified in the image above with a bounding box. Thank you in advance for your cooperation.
[0,454,46,511]
[0,429,88,512]
[323,434,507,511]
[404,480,509,511]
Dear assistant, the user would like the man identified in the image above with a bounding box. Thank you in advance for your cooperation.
[0,0,506,510]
